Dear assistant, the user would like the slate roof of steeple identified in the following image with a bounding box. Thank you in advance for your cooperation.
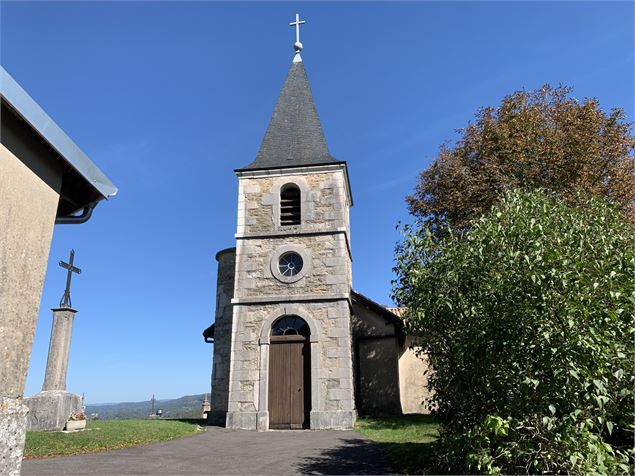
[237,58,341,171]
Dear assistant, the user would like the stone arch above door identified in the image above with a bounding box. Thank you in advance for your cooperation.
[259,304,320,344]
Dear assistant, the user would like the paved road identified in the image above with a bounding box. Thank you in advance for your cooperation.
[21,426,398,475]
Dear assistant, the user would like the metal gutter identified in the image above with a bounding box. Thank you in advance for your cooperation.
[55,202,96,225]
[0,66,118,200]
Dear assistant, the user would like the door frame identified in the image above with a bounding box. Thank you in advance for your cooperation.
[268,334,311,429]
[257,305,320,431]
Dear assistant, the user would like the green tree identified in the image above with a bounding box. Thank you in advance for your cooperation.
[393,190,634,474]
[407,85,634,239]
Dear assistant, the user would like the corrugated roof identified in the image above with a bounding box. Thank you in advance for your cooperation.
[237,58,337,171]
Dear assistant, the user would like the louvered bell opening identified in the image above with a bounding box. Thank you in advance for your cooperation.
[280,185,301,226]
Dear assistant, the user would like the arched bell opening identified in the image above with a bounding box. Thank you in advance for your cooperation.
[279,183,301,226]
[268,315,311,429]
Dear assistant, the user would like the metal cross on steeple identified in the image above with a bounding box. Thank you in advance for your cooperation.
[59,249,81,308]
[289,13,306,54]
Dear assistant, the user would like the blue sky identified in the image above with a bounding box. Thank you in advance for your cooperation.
[2,1,632,403]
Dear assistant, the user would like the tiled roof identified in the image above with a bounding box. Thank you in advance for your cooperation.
[237,59,336,171]
[386,307,408,318]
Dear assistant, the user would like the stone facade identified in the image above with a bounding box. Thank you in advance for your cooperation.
[226,301,356,430]
[207,54,433,432]
[212,165,357,430]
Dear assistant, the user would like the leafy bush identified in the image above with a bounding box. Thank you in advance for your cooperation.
[393,190,634,474]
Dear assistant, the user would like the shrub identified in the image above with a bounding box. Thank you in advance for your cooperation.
[393,190,634,474]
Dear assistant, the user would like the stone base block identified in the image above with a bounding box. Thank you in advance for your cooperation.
[310,410,356,430]
[226,411,257,430]
[24,391,82,432]
[0,397,29,476]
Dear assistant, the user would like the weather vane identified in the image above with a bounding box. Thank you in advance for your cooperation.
[289,13,306,54]
[58,249,81,308]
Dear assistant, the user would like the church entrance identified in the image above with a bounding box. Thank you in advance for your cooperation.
[268,316,311,429]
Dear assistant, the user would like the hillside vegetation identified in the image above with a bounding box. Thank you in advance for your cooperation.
[86,393,206,420]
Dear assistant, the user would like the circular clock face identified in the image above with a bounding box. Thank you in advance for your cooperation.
[278,252,304,277]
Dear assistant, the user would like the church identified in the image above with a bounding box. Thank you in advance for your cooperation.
[203,17,431,431]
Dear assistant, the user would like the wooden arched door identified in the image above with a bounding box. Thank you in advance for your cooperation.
[268,316,311,429]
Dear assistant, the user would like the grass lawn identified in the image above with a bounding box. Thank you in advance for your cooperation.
[24,419,202,459]
[356,414,440,474]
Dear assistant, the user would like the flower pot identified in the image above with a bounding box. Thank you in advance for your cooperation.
[65,419,86,431]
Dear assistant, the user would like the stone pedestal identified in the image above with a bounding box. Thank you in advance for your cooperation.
[24,307,82,432]
[24,391,82,432]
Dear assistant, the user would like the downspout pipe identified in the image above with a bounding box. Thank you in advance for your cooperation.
[55,201,97,225]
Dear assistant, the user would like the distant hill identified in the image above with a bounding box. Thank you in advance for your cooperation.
[85,393,207,420]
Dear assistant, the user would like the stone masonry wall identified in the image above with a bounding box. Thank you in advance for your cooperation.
[234,234,350,299]
[237,170,351,236]
[209,248,236,425]
[226,300,355,430]
[226,166,356,430]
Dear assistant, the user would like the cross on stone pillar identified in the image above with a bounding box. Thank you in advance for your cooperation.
[41,250,81,392]
[24,251,84,432]
[59,249,81,308]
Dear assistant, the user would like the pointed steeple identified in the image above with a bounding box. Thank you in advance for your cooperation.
[237,59,337,171]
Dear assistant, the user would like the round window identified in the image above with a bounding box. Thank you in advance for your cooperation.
[278,252,304,277]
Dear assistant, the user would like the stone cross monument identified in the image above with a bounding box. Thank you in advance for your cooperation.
[24,250,83,431]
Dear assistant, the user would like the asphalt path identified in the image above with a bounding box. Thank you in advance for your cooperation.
[21,426,398,475]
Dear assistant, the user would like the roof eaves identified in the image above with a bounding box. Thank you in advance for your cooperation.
[0,66,118,200]
[234,160,347,174]
[351,289,402,321]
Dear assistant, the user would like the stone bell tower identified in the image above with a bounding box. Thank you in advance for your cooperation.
[209,16,356,431]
